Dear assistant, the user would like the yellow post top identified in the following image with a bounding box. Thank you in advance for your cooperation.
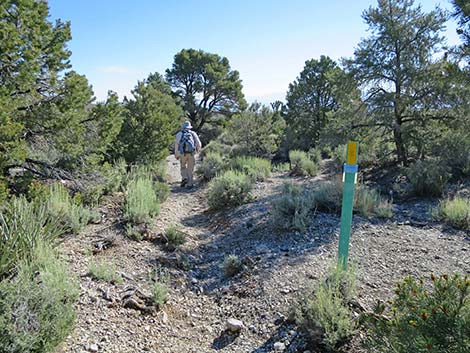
[346,141,358,165]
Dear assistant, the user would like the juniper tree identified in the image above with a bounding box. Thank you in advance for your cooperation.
[347,0,449,164]
[166,49,246,131]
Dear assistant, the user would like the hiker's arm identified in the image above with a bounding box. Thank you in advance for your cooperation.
[174,132,181,158]
[193,132,202,153]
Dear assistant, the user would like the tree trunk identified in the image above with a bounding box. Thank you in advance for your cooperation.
[393,122,407,166]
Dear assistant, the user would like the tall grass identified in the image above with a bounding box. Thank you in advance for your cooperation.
[355,187,393,219]
[230,156,271,181]
[433,197,470,230]
[46,183,96,234]
[0,197,63,278]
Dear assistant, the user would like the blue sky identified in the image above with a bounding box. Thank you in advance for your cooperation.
[48,0,460,103]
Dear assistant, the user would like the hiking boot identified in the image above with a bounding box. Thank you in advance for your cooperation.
[180,179,188,187]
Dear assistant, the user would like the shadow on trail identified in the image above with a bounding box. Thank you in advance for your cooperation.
[176,181,342,294]
[169,182,202,195]
[211,331,238,350]
[250,321,309,353]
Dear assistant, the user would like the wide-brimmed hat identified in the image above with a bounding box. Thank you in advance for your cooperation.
[181,121,192,129]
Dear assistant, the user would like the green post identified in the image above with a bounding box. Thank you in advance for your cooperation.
[338,142,358,269]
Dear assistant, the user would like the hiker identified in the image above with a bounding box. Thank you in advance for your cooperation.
[174,121,202,188]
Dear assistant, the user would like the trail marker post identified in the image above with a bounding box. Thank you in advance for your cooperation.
[338,141,358,270]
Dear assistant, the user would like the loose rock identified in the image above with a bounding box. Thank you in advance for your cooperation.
[226,318,244,333]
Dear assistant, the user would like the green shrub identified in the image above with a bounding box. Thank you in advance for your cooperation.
[332,144,347,168]
[0,242,79,353]
[200,140,232,158]
[330,140,393,169]
[224,103,285,159]
[151,273,169,309]
[230,156,271,181]
[289,150,319,176]
[163,226,187,251]
[125,224,143,241]
[27,180,49,204]
[197,152,226,181]
[433,197,470,230]
[221,254,243,277]
[433,131,470,177]
[79,183,105,206]
[290,266,357,351]
[363,274,470,353]
[0,179,9,206]
[0,197,63,279]
[355,187,393,219]
[101,158,127,194]
[154,181,170,203]
[88,259,123,284]
[314,180,343,213]
[271,182,316,231]
[307,147,322,165]
[272,162,290,173]
[46,183,96,234]
[314,181,393,218]
[406,160,449,197]
[207,170,253,210]
[149,160,167,182]
[124,175,160,225]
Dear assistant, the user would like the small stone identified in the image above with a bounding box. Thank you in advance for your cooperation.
[273,341,285,351]
[226,318,244,333]
[88,343,99,352]
[191,277,199,284]
[161,311,169,324]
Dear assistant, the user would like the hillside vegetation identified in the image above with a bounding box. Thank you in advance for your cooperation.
[0,1,469,352]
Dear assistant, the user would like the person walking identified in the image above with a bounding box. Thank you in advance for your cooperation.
[174,121,202,188]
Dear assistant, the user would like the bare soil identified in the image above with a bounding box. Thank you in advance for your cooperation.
[58,156,470,353]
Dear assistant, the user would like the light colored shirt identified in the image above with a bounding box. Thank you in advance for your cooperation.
[174,129,202,158]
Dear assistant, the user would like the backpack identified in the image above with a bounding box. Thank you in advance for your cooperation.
[178,129,195,155]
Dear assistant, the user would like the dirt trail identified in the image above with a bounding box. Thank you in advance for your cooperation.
[59,157,470,353]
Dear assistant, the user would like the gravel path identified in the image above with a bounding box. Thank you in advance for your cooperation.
[58,156,470,353]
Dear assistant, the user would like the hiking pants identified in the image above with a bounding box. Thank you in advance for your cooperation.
[179,153,195,186]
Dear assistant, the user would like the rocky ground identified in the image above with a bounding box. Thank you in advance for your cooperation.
[58,156,470,353]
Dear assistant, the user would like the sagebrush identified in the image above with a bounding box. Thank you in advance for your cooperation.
[0,242,79,353]
[290,266,357,351]
[207,170,253,210]
[271,182,316,231]
[289,150,319,176]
